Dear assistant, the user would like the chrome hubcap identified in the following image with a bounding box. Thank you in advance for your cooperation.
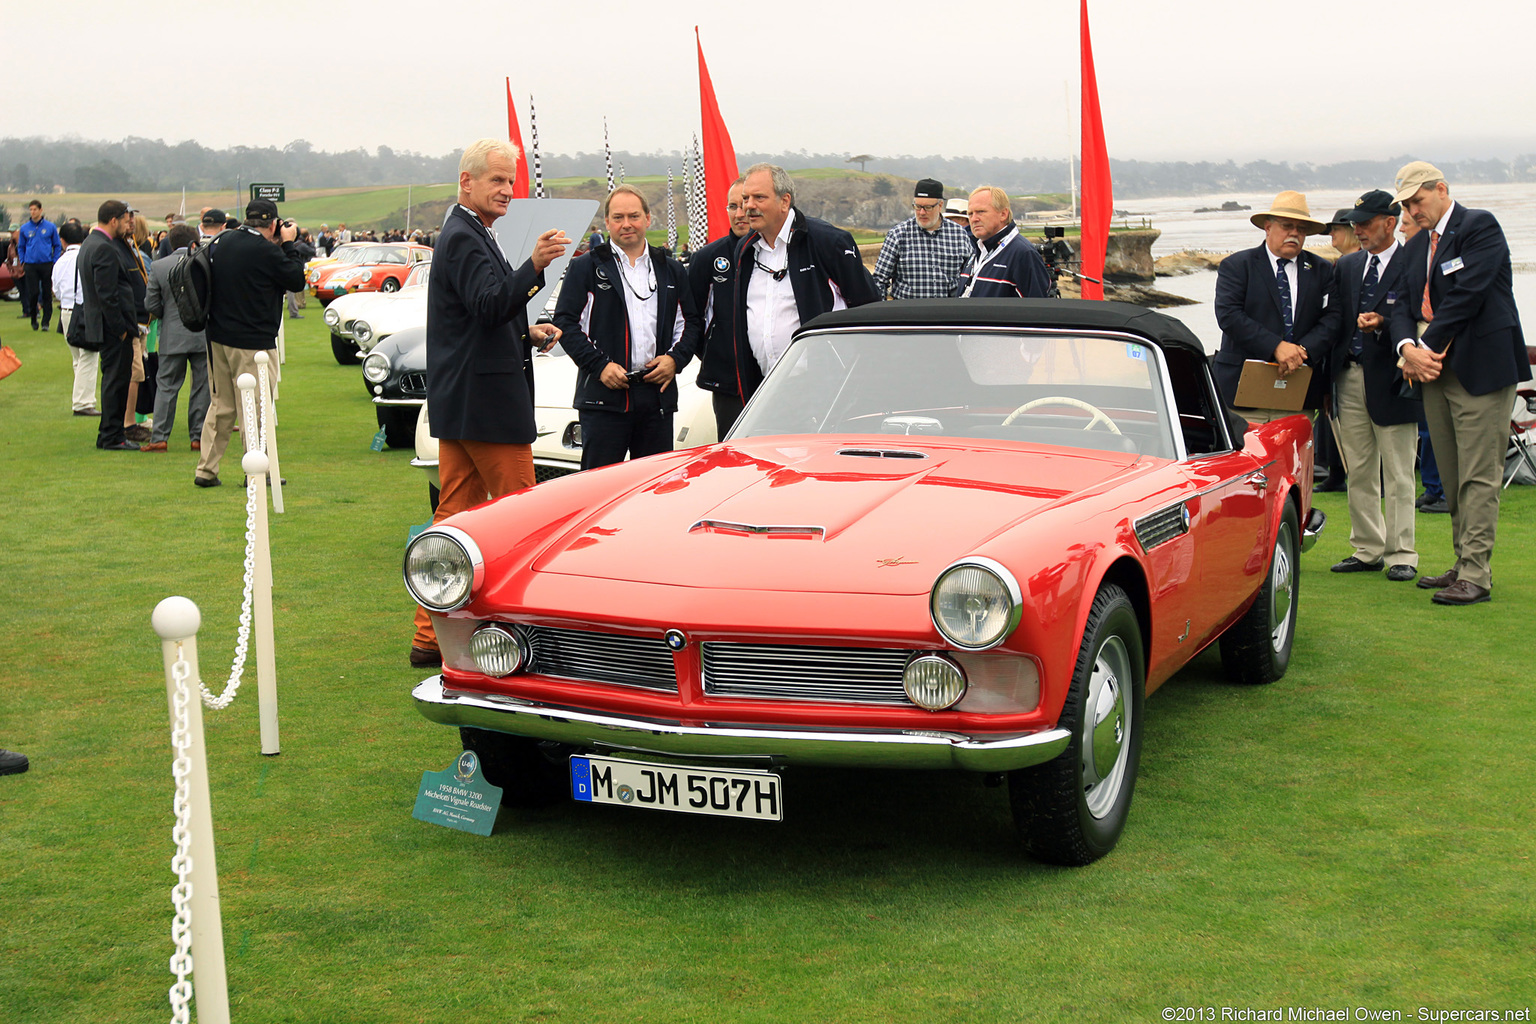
[1269,523,1296,653]
[1082,635,1131,819]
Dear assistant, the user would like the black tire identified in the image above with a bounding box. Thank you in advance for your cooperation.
[1009,584,1145,866]
[380,276,401,293]
[1218,500,1300,686]
[331,332,360,365]
[376,405,417,449]
[459,727,567,808]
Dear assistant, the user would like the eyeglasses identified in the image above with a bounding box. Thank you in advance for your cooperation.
[913,202,942,212]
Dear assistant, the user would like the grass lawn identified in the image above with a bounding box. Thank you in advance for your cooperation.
[1,310,1533,1022]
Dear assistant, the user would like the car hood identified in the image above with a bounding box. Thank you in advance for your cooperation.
[526,438,1143,595]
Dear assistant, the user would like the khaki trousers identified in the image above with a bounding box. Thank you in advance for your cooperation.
[1420,365,1516,589]
[196,344,273,481]
[411,439,536,650]
[60,308,100,412]
[1335,364,1418,567]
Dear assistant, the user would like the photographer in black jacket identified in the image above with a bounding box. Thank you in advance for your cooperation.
[554,185,701,470]
[193,198,306,487]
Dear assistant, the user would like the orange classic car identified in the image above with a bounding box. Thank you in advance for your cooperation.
[308,242,431,304]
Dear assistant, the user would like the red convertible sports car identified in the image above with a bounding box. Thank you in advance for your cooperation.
[406,299,1325,864]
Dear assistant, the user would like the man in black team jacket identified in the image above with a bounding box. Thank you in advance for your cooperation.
[72,200,139,450]
[554,185,701,470]
[193,199,307,486]
[730,163,879,406]
[687,178,751,436]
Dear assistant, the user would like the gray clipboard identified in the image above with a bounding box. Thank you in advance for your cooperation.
[486,198,600,320]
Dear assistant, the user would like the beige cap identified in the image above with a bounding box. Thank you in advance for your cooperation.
[1249,191,1326,234]
[1392,160,1445,203]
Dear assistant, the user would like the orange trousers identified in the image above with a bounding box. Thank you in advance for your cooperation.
[412,439,535,650]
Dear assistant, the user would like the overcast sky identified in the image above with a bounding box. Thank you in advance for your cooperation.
[30,0,1536,166]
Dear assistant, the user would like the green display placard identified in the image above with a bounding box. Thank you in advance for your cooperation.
[249,182,286,203]
[412,751,503,836]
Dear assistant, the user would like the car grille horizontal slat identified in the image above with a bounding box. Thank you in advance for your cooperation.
[702,642,913,705]
[1135,503,1188,550]
[525,626,676,691]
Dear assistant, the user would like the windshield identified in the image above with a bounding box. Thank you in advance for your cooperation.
[730,330,1177,459]
[332,245,371,264]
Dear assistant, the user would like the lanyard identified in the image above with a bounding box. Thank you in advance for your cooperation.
[961,226,1017,297]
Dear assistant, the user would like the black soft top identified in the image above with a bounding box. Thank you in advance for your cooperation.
[801,298,1207,358]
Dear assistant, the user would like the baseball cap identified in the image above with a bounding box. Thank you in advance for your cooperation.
[914,178,945,199]
[1392,161,1444,204]
[1341,190,1401,223]
[202,208,227,227]
[245,198,280,224]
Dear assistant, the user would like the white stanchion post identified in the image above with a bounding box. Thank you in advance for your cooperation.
[243,449,280,756]
[153,597,231,1024]
[254,351,284,514]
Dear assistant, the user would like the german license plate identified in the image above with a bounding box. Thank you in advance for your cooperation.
[570,755,782,821]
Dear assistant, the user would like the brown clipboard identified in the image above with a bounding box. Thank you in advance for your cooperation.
[1234,359,1312,411]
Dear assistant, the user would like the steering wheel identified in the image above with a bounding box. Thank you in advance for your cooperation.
[1001,396,1122,434]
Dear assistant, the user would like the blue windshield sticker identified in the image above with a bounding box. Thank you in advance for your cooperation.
[1126,344,1146,360]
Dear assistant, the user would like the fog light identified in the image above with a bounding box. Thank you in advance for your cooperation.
[903,654,967,711]
[352,320,374,344]
[562,421,583,449]
[470,623,527,677]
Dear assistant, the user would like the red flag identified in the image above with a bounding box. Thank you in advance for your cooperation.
[1078,0,1112,300]
[506,77,531,200]
[696,28,740,242]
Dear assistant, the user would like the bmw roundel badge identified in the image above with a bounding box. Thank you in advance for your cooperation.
[714,256,730,273]
[664,629,687,651]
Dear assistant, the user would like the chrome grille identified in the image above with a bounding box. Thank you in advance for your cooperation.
[702,643,913,705]
[1135,503,1188,551]
[399,372,427,396]
[525,626,677,691]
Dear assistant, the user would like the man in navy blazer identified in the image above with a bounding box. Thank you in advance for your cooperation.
[1213,191,1339,416]
[1389,161,1530,606]
[1324,190,1423,582]
[410,138,571,665]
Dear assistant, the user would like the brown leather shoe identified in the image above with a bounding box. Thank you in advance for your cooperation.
[1431,579,1490,606]
[1416,568,1458,590]
[190,440,201,451]
[410,645,443,668]
[140,441,169,452]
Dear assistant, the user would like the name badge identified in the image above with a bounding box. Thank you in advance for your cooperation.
[1441,257,1464,275]
[1386,291,1398,305]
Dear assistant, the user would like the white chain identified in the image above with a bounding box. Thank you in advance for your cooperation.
[199,475,257,710]
[168,647,195,1024]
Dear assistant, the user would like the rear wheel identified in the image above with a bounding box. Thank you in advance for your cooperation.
[330,332,360,364]
[1218,501,1299,685]
[459,728,567,808]
[1009,585,1145,866]
[376,406,417,449]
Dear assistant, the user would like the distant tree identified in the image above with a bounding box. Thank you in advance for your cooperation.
[846,153,875,172]
[871,176,894,196]
[11,162,27,189]
[74,159,133,193]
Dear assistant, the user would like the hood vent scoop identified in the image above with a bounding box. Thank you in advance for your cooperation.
[837,448,928,460]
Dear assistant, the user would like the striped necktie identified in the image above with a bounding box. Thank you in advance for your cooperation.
[1421,230,1439,322]
[1353,254,1379,359]
[1275,258,1294,341]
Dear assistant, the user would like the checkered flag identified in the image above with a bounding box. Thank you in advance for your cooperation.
[666,166,677,252]
[619,162,626,185]
[529,94,545,199]
[690,134,707,248]
[604,118,615,194]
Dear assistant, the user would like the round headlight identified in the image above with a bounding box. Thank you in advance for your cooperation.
[904,654,967,710]
[470,623,528,677]
[308,270,320,283]
[403,528,483,612]
[362,351,391,383]
[930,558,1021,651]
[352,320,373,344]
[323,307,340,327]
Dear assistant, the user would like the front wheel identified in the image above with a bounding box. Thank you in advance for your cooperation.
[376,405,417,449]
[459,728,567,808]
[380,276,401,293]
[1009,584,1145,866]
[331,332,360,365]
[1218,500,1300,685]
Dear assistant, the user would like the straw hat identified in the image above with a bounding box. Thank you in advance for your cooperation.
[1249,191,1325,234]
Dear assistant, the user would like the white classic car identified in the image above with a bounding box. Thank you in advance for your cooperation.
[324,261,430,364]
[410,349,719,505]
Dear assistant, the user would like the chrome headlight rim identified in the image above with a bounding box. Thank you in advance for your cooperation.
[469,622,529,678]
[402,525,484,613]
[323,306,341,328]
[352,320,374,343]
[929,556,1023,652]
[903,652,968,711]
[361,351,391,383]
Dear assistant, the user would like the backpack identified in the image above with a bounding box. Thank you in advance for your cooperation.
[166,234,220,332]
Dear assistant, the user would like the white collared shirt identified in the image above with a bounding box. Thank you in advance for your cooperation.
[1263,245,1300,305]
[614,244,659,370]
[1363,239,1399,282]
[746,209,801,376]
[52,244,82,309]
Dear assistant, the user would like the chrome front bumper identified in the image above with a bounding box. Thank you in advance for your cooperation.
[412,677,1071,772]
[1301,507,1327,552]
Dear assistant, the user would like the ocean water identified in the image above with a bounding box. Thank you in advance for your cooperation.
[1118,182,1536,354]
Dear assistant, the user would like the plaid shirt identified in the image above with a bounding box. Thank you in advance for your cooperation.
[872,216,973,299]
